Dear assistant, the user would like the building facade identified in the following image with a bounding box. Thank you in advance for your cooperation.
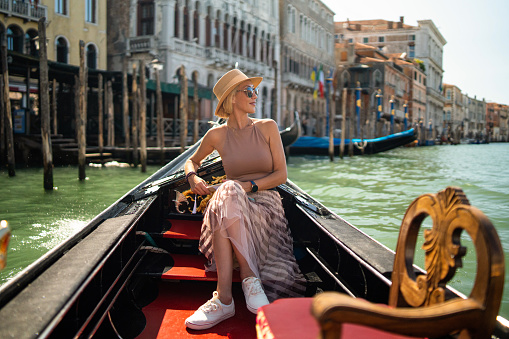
[486,102,509,142]
[443,84,465,141]
[279,0,335,135]
[109,0,281,124]
[1,0,107,69]
[335,17,446,139]
[464,95,487,141]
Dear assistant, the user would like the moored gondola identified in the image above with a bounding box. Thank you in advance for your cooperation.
[289,128,416,156]
[0,132,507,338]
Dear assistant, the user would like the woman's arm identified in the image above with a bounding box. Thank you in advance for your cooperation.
[184,129,218,195]
[237,119,287,192]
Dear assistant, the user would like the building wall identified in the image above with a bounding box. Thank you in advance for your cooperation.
[335,18,446,139]
[0,1,107,69]
[117,0,282,124]
[279,0,335,133]
[403,64,426,123]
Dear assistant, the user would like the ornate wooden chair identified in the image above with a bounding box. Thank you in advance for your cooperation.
[311,187,505,339]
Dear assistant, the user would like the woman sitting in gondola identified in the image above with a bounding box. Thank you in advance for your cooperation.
[184,69,306,330]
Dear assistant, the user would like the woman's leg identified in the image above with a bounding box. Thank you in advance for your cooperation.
[212,230,234,305]
[213,222,256,304]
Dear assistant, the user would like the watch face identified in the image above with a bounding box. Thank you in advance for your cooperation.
[251,181,258,192]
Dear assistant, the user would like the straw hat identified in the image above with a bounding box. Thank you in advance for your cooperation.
[213,69,262,117]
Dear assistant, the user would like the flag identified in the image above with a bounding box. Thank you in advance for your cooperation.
[312,66,318,99]
[318,65,324,98]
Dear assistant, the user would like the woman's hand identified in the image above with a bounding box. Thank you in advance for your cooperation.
[190,175,210,196]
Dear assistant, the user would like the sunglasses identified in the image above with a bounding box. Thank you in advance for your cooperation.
[238,86,259,98]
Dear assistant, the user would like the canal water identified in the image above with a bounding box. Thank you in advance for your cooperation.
[0,143,508,319]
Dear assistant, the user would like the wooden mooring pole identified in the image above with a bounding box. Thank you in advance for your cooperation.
[155,69,164,165]
[107,80,114,147]
[179,65,188,154]
[97,73,104,159]
[52,79,57,135]
[122,61,130,158]
[1,33,16,176]
[39,17,52,186]
[131,63,139,167]
[340,88,347,159]
[78,40,87,181]
[348,90,354,157]
[139,60,147,173]
[192,72,199,144]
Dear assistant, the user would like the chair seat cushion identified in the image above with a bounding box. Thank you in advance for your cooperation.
[256,297,424,339]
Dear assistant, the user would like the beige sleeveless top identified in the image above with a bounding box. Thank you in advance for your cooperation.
[218,121,273,182]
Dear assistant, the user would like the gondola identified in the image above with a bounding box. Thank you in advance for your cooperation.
[0,127,507,339]
[289,128,416,156]
[279,111,302,148]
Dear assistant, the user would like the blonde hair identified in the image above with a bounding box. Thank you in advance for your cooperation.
[216,85,239,118]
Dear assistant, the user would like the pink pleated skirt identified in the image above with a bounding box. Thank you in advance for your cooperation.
[199,180,307,301]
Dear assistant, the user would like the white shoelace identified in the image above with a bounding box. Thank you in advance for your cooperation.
[246,278,264,295]
[200,298,220,313]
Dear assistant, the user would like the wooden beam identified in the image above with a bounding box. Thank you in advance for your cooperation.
[193,72,199,144]
[97,73,103,158]
[107,80,114,147]
[155,69,164,165]
[52,78,57,135]
[39,17,51,186]
[1,33,16,177]
[78,40,87,181]
[179,65,188,154]
[122,61,130,152]
[131,63,139,167]
[139,60,147,173]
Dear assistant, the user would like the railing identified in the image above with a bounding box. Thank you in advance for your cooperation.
[148,118,213,138]
[0,0,47,21]
[174,39,206,58]
[205,46,271,75]
[127,36,155,53]
[282,72,313,88]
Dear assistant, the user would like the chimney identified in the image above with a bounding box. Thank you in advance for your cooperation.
[388,21,393,29]
[400,16,404,23]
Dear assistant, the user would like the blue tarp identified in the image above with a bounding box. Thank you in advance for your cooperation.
[292,129,415,149]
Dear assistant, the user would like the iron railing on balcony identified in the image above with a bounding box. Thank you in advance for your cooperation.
[0,0,47,21]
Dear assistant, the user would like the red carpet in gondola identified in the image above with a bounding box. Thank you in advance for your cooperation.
[137,281,257,339]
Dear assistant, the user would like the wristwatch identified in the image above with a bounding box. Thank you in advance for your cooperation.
[250,180,258,193]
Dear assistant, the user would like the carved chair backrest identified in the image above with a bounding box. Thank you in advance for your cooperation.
[389,187,505,334]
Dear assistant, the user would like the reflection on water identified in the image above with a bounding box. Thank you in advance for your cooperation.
[288,143,509,318]
[0,164,158,283]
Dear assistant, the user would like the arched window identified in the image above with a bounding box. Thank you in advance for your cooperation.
[25,29,38,57]
[86,44,97,69]
[56,37,68,63]
[7,25,23,53]
[373,69,382,88]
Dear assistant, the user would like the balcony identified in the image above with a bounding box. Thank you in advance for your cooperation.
[175,39,206,58]
[205,46,270,76]
[0,0,47,21]
[281,72,313,89]
[127,36,155,54]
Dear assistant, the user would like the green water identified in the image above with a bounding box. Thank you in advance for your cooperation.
[287,143,509,319]
[0,143,508,320]
[0,164,159,283]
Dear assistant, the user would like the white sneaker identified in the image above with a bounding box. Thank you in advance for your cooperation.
[242,277,269,314]
[185,291,235,330]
